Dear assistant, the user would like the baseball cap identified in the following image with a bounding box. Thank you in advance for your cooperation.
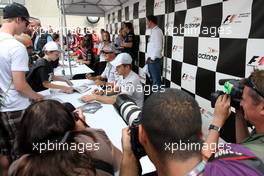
[111,53,132,67]
[3,3,31,20]
[43,41,62,52]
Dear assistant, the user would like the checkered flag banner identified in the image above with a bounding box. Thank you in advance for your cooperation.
[106,0,264,142]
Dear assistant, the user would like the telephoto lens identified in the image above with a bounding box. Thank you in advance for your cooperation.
[114,94,146,159]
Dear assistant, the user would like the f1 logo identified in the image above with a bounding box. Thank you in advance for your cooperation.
[182,73,188,80]
[223,15,236,24]
[248,56,264,66]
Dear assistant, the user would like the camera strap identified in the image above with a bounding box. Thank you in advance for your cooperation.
[186,160,206,176]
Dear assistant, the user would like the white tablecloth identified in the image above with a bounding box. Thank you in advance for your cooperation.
[54,64,94,77]
[39,79,155,174]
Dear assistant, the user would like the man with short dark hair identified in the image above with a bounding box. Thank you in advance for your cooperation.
[81,53,144,107]
[120,88,264,176]
[0,3,43,175]
[121,89,203,176]
[145,15,163,88]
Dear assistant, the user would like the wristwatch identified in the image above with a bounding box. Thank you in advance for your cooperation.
[208,124,221,132]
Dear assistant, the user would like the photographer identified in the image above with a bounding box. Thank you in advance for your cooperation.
[208,70,264,162]
[119,89,264,176]
[120,89,204,176]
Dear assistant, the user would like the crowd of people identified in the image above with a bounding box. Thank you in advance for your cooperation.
[0,2,264,176]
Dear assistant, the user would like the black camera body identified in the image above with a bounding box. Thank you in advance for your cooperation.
[211,79,244,109]
[114,94,146,159]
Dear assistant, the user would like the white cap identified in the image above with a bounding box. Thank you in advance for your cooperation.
[43,41,62,52]
[111,53,132,67]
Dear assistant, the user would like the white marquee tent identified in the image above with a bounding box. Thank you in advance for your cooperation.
[57,0,129,17]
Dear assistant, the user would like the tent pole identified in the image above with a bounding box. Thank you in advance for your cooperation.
[62,0,73,79]
[61,0,73,79]
[59,0,66,76]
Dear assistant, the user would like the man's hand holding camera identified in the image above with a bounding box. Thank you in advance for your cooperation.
[120,127,140,176]
[213,94,232,127]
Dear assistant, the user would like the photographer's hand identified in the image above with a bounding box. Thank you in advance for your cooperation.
[213,94,231,127]
[120,127,140,176]
[203,95,231,160]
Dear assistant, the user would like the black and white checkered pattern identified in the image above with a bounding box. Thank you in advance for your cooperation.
[106,0,264,142]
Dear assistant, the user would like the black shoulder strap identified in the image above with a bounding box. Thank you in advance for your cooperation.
[91,158,114,175]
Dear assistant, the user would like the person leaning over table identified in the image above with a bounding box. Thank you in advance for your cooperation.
[26,41,73,93]
[81,53,144,108]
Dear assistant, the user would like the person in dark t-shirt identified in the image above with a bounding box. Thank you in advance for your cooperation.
[27,41,73,93]
[121,22,137,69]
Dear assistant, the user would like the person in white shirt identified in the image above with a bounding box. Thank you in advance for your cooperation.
[81,53,144,108]
[86,46,119,86]
[146,15,163,88]
[0,3,43,175]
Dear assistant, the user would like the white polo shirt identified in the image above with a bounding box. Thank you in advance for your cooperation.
[101,62,119,83]
[146,25,163,61]
[0,33,30,112]
[116,71,144,108]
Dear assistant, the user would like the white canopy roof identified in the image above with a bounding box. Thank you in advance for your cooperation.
[58,0,129,17]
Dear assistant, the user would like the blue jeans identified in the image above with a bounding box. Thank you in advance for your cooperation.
[148,58,161,87]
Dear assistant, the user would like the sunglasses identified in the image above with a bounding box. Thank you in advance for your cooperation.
[21,17,30,27]
[26,46,33,50]
[102,52,114,55]
[244,76,264,98]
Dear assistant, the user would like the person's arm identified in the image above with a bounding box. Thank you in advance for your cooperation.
[105,82,115,88]
[52,75,73,86]
[12,71,43,101]
[11,44,43,100]
[121,41,133,48]
[81,94,117,104]
[86,74,102,81]
[42,81,73,94]
[120,127,140,176]
[235,108,250,143]
[94,79,106,86]
[111,144,122,171]
[203,94,231,159]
